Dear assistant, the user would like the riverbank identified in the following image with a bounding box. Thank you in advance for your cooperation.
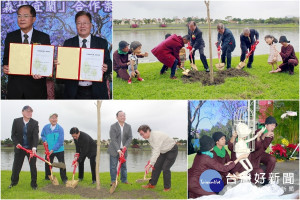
[113,53,299,100]
[1,170,187,199]
[113,23,299,31]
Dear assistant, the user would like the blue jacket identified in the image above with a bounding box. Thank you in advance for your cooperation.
[240,29,259,51]
[41,123,64,153]
[217,28,236,52]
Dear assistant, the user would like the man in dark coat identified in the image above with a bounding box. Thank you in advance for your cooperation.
[2,5,49,99]
[240,28,259,68]
[9,105,39,190]
[216,23,236,69]
[62,11,111,99]
[152,34,190,79]
[188,21,209,72]
[70,127,97,184]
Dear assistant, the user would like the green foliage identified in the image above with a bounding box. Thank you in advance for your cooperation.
[113,54,299,100]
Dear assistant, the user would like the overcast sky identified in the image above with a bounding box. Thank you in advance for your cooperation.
[113,0,299,19]
[1,100,187,141]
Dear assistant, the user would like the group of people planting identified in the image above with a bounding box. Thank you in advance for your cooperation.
[8,106,178,192]
[188,116,278,198]
[114,21,298,83]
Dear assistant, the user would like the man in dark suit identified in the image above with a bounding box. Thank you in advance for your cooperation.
[216,23,236,69]
[240,28,259,68]
[70,127,97,184]
[188,21,209,72]
[62,11,112,99]
[9,105,39,190]
[108,111,133,185]
[2,5,50,99]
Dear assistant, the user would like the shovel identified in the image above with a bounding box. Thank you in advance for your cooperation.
[136,161,153,183]
[215,46,225,70]
[43,142,59,185]
[17,144,66,169]
[187,42,198,71]
[236,41,259,69]
[110,147,127,194]
[66,153,80,188]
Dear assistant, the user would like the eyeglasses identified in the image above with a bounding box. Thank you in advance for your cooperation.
[17,15,33,19]
[76,22,91,27]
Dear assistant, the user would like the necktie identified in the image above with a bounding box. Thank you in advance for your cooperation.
[82,39,87,48]
[23,34,29,44]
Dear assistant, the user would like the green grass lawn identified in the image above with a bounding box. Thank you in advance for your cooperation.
[113,53,299,99]
[1,170,187,199]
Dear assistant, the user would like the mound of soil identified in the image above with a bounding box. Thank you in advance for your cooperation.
[182,68,250,86]
[42,184,161,199]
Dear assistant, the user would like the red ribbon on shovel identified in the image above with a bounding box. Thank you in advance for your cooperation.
[43,142,52,170]
[246,40,259,59]
[117,147,127,177]
[17,144,48,164]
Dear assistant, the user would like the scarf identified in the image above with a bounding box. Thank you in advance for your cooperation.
[202,151,213,158]
[213,145,226,158]
[118,49,128,55]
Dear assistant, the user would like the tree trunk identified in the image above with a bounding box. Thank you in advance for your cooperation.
[205,0,214,84]
[96,100,102,190]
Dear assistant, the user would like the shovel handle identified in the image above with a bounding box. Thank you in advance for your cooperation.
[17,145,53,166]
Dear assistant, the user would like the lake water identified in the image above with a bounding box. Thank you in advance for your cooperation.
[1,149,187,172]
[113,28,299,63]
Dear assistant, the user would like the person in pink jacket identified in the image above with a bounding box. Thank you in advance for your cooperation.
[151,34,190,79]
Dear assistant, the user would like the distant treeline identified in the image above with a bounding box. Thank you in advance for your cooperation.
[114,16,299,25]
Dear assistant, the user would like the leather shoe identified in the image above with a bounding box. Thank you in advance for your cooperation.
[205,68,210,72]
[78,178,83,182]
[31,186,38,190]
[170,76,177,79]
[122,181,130,184]
[163,188,171,192]
[8,184,15,189]
[142,183,155,189]
[92,180,96,184]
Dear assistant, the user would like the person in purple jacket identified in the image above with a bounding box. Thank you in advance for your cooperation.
[273,36,298,75]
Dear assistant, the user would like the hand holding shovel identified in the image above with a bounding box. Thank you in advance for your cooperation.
[236,40,259,69]
[66,153,80,188]
[110,147,127,194]
[215,45,225,70]
[17,144,66,169]
[136,160,154,183]
[43,142,59,185]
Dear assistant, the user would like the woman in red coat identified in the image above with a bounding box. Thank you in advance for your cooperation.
[188,135,249,198]
[151,34,190,79]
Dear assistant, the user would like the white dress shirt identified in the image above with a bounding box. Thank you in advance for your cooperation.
[78,34,92,86]
[147,131,176,165]
[21,28,33,44]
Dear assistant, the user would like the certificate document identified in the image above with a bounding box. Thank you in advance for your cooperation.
[8,43,32,75]
[56,47,104,82]
[8,43,54,77]
[80,48,104,82]
[31,45,54,77]
[56,47,80,80]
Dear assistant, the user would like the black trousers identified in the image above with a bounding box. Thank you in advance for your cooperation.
[44,151,68,182]
[11,150,37,187]
[76,86,92,99]
[189,48,209,69]
[149,144,178,189]
[241,46,254,67]
[78,155,96,181]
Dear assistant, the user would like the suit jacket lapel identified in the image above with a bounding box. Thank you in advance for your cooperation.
[75,36,80,47]
[90,35,96,48]
[16,29,22,43]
